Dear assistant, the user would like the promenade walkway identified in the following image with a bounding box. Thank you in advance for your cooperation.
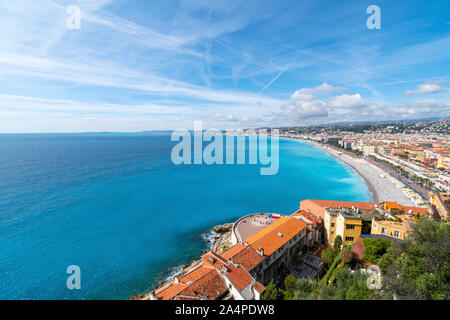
[233,213,276,244]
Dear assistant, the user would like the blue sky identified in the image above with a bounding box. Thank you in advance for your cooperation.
[0,0,449,132]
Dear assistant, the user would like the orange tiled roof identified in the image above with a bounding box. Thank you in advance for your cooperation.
[177,269,228,300]
[174,286,200,300]
[221,243,247,260]
[174,295,200,300]
[155,283,188,300]
[228,245,264,271]
[179,265,214,284]
[398,206,428,215]
[245,216,291,242]
[245,217,307,256]
[224,263,254,292]
[308,200,378,210]
[252,281,265,294]
[202,251,227,269]
[383,201,428,215]
[291,210,323,230]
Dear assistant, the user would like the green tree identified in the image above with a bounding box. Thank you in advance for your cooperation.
[334,235,342,251]
[321,247,337,267]
[283,275,298,300]
[293,278,318,300]
[334,268,377,300]
[362,238,392,264]
[378,218,450,300]
[261,280,284,300]
[291,267,385,300]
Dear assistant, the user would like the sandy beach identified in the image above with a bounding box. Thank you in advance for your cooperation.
[289,138,418,206]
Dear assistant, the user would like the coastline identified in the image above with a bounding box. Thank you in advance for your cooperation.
[305,139,378,202]
[134,222,234,300]
[283,137,419,206]
[137,137,424,300]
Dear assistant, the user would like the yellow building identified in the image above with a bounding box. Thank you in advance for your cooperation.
[410,148,425,161]
[391,147,404,155]
[371,215,413,240]
[437,155,449,170]
[429,192,450,220]
[324,208,363,247]
[363,145,375,155]
[307,200,428,247]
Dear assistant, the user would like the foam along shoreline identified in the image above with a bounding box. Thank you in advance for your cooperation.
[286,138,419,207]
[133,223,234,300]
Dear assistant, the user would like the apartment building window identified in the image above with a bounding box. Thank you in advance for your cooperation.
[393,230,402,238]
[331,223,335,227]
[331,231,334,235]
[381,228,388,235]
[346,224,355,230]
[373,223,377,230]
[345,236,354,242]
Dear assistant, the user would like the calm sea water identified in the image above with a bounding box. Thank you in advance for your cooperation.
[0,134,370,299]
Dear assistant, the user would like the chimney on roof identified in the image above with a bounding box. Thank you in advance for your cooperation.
[277,232,283,237]
[257,248,264,257]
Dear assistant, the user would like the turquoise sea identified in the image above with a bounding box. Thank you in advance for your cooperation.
[0,134,370,299]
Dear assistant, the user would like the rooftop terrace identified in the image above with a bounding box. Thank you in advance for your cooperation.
[326,206,384,220]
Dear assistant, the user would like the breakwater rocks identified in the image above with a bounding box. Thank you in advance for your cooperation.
[210,223,233,254]
[212,223,233,234]
[201,222,233,253]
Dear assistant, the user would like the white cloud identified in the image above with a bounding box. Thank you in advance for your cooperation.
[296,83,346,95]
[282,98,328,120]
[330,94,369,109]
[0,1,449,132]
[404,79,447,96]
[213,114,239,122]
[268,84,450,127]
[276,85,367,123]
[0,93,282,132]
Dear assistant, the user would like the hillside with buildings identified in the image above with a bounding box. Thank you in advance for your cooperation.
[278,120,449,221]
[138,198,447,301]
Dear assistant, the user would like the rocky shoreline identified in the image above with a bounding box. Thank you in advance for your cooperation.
[130,222,234,300]
[210,222,233,253]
